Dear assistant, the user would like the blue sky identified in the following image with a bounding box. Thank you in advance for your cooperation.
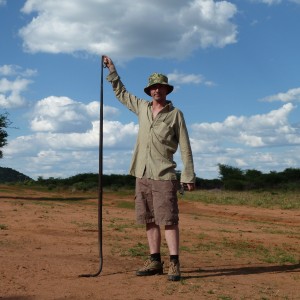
[1,0,300,180]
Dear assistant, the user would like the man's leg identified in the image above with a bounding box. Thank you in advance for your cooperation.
[146,222,161,253]
[165,224,181,281]
[136,222,163,276]
[165,224,179,255]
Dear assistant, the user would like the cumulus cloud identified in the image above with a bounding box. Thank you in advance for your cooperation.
[3,118,138,178]
[168,71,203,85]
[19,0,237,60]
[0,65,36,108]
[254,0,281,4]
[0,77,32,108]
[168,70,214,88]
[194,146,300,179]
[8,95,138,152]
[0,65,37,77]
[189,103,300,178]
[4,145,132,179]
[191,103,298,149]
[251,0,300,4]
[20,120,137,151]
[260,87,300,102]
[30,96,120,133]
[30,96,97,133]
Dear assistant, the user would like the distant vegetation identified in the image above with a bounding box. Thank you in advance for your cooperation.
[216,164,300,191]
[1,164,300,192]
[35,173,136,191]
[0,167,32,183]
[0,113,10,159]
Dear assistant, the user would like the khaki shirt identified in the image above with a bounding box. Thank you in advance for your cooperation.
[107,71,195,183]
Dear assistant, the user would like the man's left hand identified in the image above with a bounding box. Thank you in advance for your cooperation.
[186,183,195,191]
[180,182,195,192]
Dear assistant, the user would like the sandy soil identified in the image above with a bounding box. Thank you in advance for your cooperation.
[0,186,299,300]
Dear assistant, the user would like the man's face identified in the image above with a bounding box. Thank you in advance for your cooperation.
[149,84,168,101]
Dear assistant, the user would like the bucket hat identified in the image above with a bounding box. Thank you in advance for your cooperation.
[144,73,174,96]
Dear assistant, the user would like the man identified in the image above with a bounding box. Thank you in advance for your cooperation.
[103,56,195,281]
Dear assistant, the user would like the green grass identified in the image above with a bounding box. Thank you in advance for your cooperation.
[218,296,233,300]
[181,236,298,265]
[108,217,142,232]
[120,242,148,257]
[183,190,300,209]
[2,184,299,209]
[104,188,135,196]
[71,221,97,229]
[108,222,132,232]
[116,200,135,209]
[180,245,193,253]
[127,242,148,257]
[221,238,298,264]
[0,224,8,230]
[32,201,56,207]
[0,189,10,193]
[261,227,300,237]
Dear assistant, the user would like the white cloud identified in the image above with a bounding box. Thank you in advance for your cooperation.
[0,65,36,109]
[0,77,32,108]
[0,0,6,6]
[250,0,300,4]
[3,118,138,178]
[30,96,120,133]
[189,102,300,177]
[168,71,203,85]
[257,0,281,4]
[19,0,237,60]
[3,90,138,173]
[1,91,138,178]
[4,146,132,179]
[0,65,37,77]
[167,70,215,92]
[260,87,300,102]
[191,103,298,149]
[31,96,95,133]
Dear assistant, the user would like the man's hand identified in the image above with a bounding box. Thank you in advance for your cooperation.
[179,183,195,195]
[185,183,195,191]
[103,55,116,73]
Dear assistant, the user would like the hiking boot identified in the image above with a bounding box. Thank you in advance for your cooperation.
[136,259,164,276]
[168,261,181,281]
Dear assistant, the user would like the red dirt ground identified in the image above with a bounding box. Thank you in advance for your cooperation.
[0,187,299,300]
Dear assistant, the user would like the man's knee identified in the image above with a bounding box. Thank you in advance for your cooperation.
[165,224,178,230]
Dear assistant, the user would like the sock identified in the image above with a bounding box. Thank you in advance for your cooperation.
[170,255,179,264]
[150,253,161,262]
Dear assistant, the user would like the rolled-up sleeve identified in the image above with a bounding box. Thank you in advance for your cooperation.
[107,71,144,114]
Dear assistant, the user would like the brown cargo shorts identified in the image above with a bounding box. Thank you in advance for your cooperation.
[135,176,179,225]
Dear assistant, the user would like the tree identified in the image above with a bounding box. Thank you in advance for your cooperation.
[282,168,300,182]
[218,164,246,190]
[0,113,10,158]
[244,169,263,189]
[218,164,244,181]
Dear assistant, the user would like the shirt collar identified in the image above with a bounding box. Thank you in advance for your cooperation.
[149,100,173,110]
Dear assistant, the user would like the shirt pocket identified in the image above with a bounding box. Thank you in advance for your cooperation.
[155,121,176,147]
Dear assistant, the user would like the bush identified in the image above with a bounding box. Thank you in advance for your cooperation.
[223,179,246,191]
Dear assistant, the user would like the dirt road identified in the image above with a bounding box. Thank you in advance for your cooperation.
[0,188,299,299]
